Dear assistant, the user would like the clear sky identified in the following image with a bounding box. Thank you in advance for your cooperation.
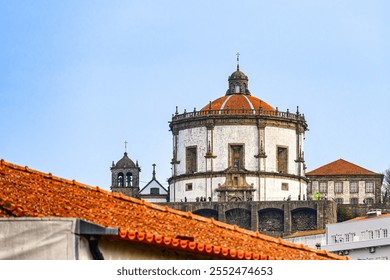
[1,1,389,191]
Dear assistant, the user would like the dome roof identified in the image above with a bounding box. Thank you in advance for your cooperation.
[201,94,274,112]
[113,152,137,169]
[201,66,274,113]
[229,69,248,81]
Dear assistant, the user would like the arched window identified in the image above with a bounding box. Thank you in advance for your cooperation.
[117,172,124,187]
[126,172,133,187]
[235,83,240,93]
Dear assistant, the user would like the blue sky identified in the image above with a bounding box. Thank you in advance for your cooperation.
[1,1,389,190]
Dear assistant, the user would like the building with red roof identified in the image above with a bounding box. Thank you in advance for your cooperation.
[0,159,346,260]
[306,159,383,205]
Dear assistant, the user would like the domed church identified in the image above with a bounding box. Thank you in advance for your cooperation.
[169,58,308,203]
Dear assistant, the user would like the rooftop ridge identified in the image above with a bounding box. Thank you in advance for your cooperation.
[0,159,97,190]
[307,158,380,176]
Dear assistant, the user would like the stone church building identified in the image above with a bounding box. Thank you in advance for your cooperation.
[110,152,168,202]
[107,59,385,237]
[168,61,308,203]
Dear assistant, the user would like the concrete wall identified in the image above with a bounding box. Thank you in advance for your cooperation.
[323,213,390,259]
[284,234,326,249]
[0,218,93,260]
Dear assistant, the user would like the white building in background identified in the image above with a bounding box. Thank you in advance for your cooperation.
[306,159,383,205]
[139,164,168,203]
[323,210,390,260]
[168,61,308,202]
[284,229,326,250]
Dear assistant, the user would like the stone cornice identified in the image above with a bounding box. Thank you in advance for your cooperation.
[169,108,308,132]
[306,174,384,180]
[168,170,309,184]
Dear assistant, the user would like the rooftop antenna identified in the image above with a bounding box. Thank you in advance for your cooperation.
[236,52,240,70]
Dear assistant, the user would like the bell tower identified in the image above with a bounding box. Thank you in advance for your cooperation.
[110,142,141,198]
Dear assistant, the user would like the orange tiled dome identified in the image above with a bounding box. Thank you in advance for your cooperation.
[202,94,274,111]
[201,67,274,112]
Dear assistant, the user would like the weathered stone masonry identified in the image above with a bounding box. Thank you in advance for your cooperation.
[165,200,337,237]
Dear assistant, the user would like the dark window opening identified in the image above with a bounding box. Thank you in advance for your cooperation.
[150,188,160,195]
[277,147,288,173]
[126,172,133,187]
[117,172,124,187]
[186,183,193,191]
[186,147,197,173]
[230,144,244,170]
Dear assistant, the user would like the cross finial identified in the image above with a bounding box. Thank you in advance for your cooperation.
[152,163,156,179]
[124,141,128,153]
[236,52,240,70]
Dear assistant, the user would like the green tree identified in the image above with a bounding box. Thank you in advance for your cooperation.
[383,168,390,203]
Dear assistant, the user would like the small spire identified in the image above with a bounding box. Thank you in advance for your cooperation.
[152,163,156,179]
[236,52,240,70]
[124,140,128,153]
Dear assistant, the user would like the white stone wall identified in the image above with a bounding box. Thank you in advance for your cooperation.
[213,125,258,171]
[284,234,326,249]
[264,126,298,174]
[170,177,226,202]
[258,177,306,201]
[176,127,207,174]
[139,181,168,195]
[170,175,307,202]
[171,123,306,202]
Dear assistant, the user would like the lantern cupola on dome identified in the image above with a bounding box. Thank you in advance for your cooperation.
[227,53,250,95]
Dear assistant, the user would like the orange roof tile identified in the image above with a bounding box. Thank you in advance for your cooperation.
[306,159,380,176]
[284,229,326,239]
[0,159,347,260]
[201,94,274,113]
[343,213,390,223]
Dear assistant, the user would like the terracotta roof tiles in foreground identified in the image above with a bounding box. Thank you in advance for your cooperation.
[0,159,347,260]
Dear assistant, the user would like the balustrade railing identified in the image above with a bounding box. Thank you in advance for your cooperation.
[172,108,305,122]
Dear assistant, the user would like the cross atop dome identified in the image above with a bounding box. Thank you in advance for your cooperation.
[227,53,250,95]
[236,52,240,70]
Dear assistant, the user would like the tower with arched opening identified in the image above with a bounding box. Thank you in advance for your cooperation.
[110,152,141,198]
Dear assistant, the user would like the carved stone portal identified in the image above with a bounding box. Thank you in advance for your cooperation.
[216,171,255,202]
